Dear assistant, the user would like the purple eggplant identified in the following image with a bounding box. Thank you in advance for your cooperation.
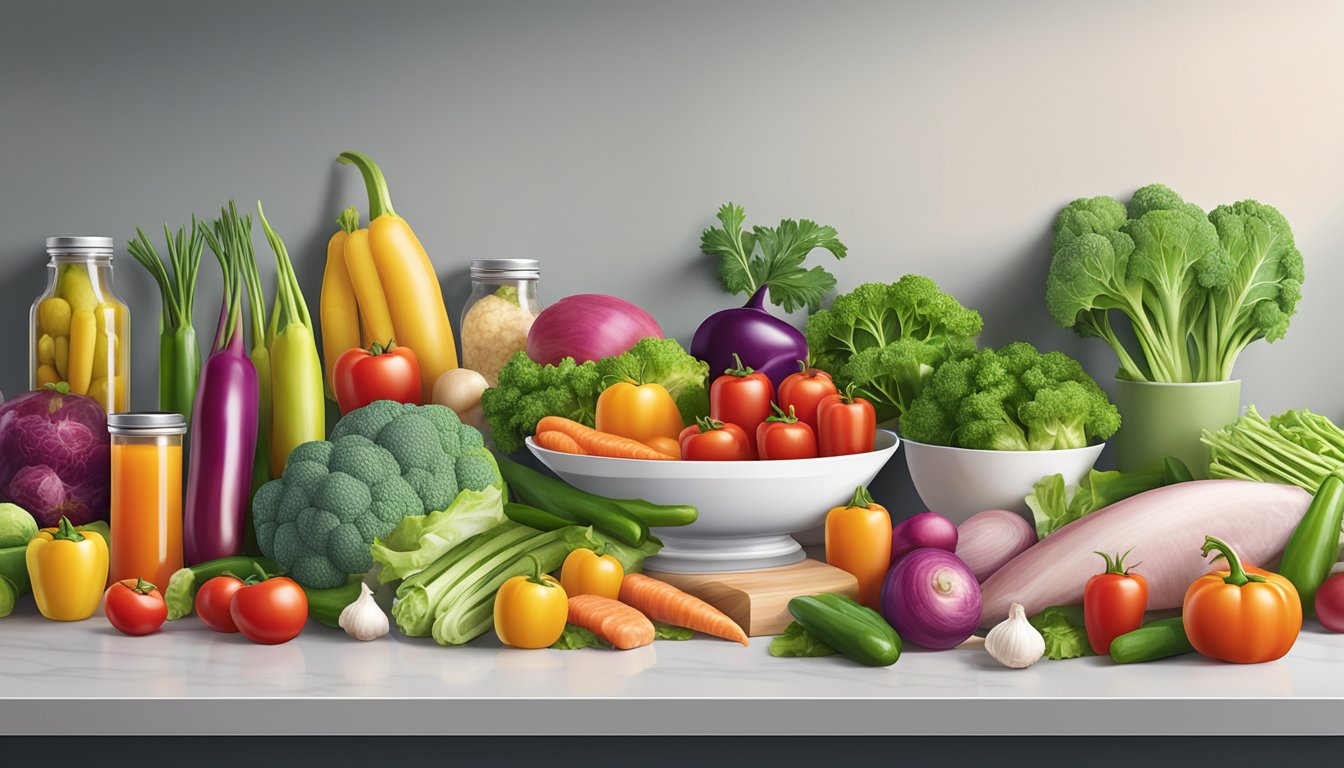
[691,286,808,389]
[186,208,260,565]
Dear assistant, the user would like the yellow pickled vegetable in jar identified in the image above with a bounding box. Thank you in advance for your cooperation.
[30,237,130,412]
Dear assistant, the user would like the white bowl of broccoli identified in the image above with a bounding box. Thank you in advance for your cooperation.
[897,342,1119,524]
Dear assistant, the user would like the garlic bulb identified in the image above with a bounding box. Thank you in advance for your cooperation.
[984,602,1044,669]
[339,582,390,641]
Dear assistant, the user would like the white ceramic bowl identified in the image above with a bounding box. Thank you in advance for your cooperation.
[901,438,1106,525]
[526,431,900,573]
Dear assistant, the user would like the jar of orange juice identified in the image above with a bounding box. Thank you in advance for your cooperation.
[107,413,187,589]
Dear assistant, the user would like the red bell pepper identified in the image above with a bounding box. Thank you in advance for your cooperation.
[709,354,774,458]
[332,339,422,414]
[817,386,877,457]
[777,362,838,435]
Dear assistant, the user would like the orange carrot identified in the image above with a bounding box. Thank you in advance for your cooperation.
[535,416,673,461]
[618,573,749,646]
[567,594,655,650]
[643,436,681,460]
[533,430,588,455]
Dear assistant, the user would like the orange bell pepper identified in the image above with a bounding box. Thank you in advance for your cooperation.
[1182,535,1302,664]
[595,380,684,444]
[560,545,625,600]
[825,486,892,609]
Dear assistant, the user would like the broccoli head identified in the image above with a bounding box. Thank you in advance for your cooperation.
[900,342,1120,451]
[1046,184,1303,383]
[252,437,423,588]
[805,276,983,426]
[481,337,708,453]
[252,401,502,588]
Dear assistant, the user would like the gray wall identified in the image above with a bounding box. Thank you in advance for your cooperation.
[2,0,1341,507]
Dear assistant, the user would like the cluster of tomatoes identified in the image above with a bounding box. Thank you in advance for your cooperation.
[103,569,308,645]
[679,357,877,461]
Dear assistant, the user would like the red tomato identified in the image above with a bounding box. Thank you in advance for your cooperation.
[817,390,877,457]
[195,575,245,633]
[709,354,774,458]
[679,419,753,461]
[1083,550,1148,655]
[756,405,818,460]
[777,364,838,435]
[332,340,422,414]
[230,576,309,645]
[103,578,168,636]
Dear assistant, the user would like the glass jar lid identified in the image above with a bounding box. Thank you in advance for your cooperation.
[107,412,187,436]
[46,236,114,259]
[470,259,539,280]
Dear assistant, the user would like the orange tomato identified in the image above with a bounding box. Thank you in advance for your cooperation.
[825,486,892,609]
[643,435,682,459]
[560,547,624,600]
[1182,535,1302,664]
[595,381,683,444]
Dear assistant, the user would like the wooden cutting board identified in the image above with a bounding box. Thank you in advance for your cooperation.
[644,559,858,637]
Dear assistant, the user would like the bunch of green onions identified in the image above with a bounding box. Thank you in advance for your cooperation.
[127,220,203,420]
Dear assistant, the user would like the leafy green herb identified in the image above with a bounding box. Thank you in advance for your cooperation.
[551,624,612,650]
[701,202,846,313]
[653,621,693,640]
[768,621,838,658]
[1027,605,1093,660]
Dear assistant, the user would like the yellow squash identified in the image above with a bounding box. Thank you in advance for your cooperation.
[320,207,363,395]
[339,151,457,401]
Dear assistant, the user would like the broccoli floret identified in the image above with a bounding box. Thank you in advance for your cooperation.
[901,343,1120,451]
[481,338,708,453]
[805,276,982,426]
[253,401,502,588]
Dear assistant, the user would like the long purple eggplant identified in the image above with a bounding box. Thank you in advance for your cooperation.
[186,206,260,565]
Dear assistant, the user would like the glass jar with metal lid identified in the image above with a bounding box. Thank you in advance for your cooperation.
[459,259,543,386]
[107,413,187,589]
[30,236,130,413]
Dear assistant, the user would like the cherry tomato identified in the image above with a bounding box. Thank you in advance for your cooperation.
[709,354,774,458]
[756,405,818,460]
[817,388,877,457]
[103,578,168,636]
[777,363,838,435]
[230,575,308,645]
[332,340,422,414]
[195,574,245,633]
[679,418,753,461]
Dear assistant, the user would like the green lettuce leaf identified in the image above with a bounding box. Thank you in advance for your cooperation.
[1028,605,1094,660]
[768,621,838,658]
[551,624,612,650]
[653,622,693,640]
[370,483,506,582]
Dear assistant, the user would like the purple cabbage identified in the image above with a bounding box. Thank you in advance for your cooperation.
[0,387,110,527]
[691,286,808,389]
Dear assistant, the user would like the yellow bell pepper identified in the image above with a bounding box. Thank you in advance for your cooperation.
[339,151,458,402]
[560,546,625,600]
[26,516,109,621]
[494,556,568,649]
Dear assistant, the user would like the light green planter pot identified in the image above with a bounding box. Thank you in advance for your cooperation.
[1113,379,1241,479]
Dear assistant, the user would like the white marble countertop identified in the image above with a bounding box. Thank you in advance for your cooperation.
[5,600,1344,736]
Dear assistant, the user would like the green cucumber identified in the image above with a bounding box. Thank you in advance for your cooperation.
[164,555,282,620]
[498,457,649,546]
[504,502,573,532]
[1279,469,1344,614]
[787,593,902,667]
[606,497,697,528]
[304,578,364,628]
[1109,617,1194,664]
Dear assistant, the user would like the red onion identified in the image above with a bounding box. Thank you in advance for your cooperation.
[881,548,981,649]
[891,512,958,564]
[955,509,1036,582]
[526,294,664,365]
